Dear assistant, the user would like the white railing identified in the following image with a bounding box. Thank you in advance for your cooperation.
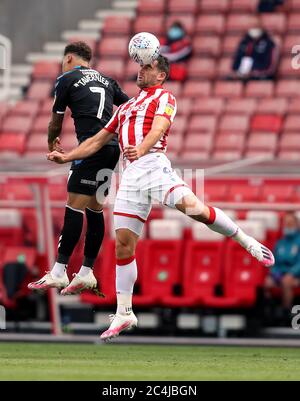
[0,34,12,101]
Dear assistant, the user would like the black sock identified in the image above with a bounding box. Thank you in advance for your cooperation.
[83,208,105,268]
[57,206,84,265]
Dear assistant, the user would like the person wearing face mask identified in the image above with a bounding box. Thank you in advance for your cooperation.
[231,19,279,80]
[160,22,192,81]
[265,212,300,315]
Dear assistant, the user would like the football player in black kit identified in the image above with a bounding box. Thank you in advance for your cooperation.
[28,42,129,295]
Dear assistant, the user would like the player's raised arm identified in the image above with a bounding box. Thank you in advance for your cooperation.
[47,128,115,164]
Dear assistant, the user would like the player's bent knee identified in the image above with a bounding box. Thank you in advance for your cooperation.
[175,194,207,221]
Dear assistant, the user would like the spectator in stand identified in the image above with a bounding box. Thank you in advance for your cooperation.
[258,0,285,12]
[160,22,192,81]
[231,18,279,80]
[265,212,300,315]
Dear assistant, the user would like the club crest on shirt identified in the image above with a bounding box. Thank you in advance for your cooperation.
[165,103,174,116]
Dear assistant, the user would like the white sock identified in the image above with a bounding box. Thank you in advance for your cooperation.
[51,262,66,278]
[78,265,92,277]
[116,256,137,315]
[206,206,239,237]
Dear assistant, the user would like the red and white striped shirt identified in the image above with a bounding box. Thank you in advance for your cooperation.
[105,84,177,154]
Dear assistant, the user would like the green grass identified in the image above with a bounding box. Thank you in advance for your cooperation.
[0,342,300,380]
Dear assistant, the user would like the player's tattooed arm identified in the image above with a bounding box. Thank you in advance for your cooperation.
[47,129,115,164]
[48,113,64,152]
[124,115,170,161]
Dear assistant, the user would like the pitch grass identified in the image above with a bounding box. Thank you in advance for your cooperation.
[0,342,300,381]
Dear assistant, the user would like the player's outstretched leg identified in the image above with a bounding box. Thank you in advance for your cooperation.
[175,193,275,267]
[100,227,139,341]
[61,207,104,295]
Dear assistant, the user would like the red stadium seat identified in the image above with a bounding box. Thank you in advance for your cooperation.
[261,14,287,35]
[124,59,139,81]
[181,150,210,161]
[247,132,278,152]
[217,57,233,79]
[31,116,50,133]
[287,14,300,32]
[2,247,37,272]
[219,115,249,132]
[212,150,243,161]
[184,133,213,152]
[288,98,300,114]
[195,15,225,35]
[171,116,187,134]
[192,98,225,115]
[164,82,182,98]
[284,115,300,132]
[95,59,125,81]
[182,81,212,98]
[204,183,228,202]
[9,100,40,118]
[40,98,55,115]
[168,0,198,14]
[283,35,300,54]
[163,240,224,307]
[123,82,138,98]
[226,14,259,34]
[188,115,217,134]
[230,0,258,12]
[187,58,216,80]
[27,81,53,100]
[276,80,300,97]
[222,36,243,55]
[1,116,32,134]
[134,240,183,306]
[278,151,300,161]
[32,61,60,80]
[0,133,27,154]
[102,16,132,35]
[279,133,300,151]
[1,183,33,201]
[176,98,192,116]
[200,0,230,12]
[215,132,246,152]
[290,0,300,10]
[98,37,128,58]
[137,0,166,14]
[278,57,299,78]
[256,98,288,115]
[68,37,97,53]
[225,99,257,115]
[228,184,260,202]
[26,134,48,152]
[203,241,263,308]
[261,185,295,202]
[0,210,23,247]
[251,115,283,132]
[214,81,243,98]
[166,15,195,35]
[167,133,184,153]
[134,16,165,36]
[245,81,274,98]
[193,36,221,57]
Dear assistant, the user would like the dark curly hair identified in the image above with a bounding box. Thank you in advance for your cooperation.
[156,55,170,83]
[64,41,92,62]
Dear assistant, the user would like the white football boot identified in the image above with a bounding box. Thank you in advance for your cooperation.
[28,271,69,291]
[245,237,275,267]
[100,312,138,341]
[60,270,98,295]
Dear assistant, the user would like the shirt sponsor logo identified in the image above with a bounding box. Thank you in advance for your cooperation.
[165,103,174,116]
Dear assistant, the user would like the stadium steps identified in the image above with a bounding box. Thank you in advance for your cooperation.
[95,9,136,19]
[43,42,67,55]
[113,0,138,10]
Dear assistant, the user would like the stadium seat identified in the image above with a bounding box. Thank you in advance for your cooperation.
[251,115,283,132]
[290,0,300,10]
[279,133,300,151]
[187,58,216,80]
[226,14,259,34]
[27,81,53,100]
[278,57,299,78]
[95,59,125,81]
[40,98,55,115]
[276,80,300,97]
[166,15,195,35]
[214,81,243,98]
[192,98,225,116]
[288,98,300,114]
[184,133,213,152]
[0,133,27,154]
[193,36,221,57]
[214,133,246,152]
[200,0,230,13]
[1,116,32,134]
[149,220,183,240]
[278,151,300,161]
[212,151,243,161]
[204,182,228,202]
[98,37,128,58]
[217,57,233,79]
[0,210,23,246]
[188,115,217,134]
[164,82,182,98]
[219,115,249,132]
[137,0,166,14]
[261,184,295,202]
[245,81,274,98]
[26,134,48,153]
[287,14,300,32]
[176,98,192,116]
[168,0,198,14]
[283,35,300,54]
[134,16,165,36]
[195,15,225,35]
[2,246,37,273]
[1,182,33,201]
[171,116,187,134]
[31,115,50,133]
[229,0,258,12]
[102,16,132,35]
[261,14,287,35]
[180,150,210,161]
[167,133,184,153]
[222,36,243,55]
[9,100,40,118]
[225,99,257,115]
[124,59,139,81]
[283,115,300,132]
[228,184,260,202]
[32,61,60,80]
[256,98,288,115]
[247,132,278,152]
[182,81,212,98]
